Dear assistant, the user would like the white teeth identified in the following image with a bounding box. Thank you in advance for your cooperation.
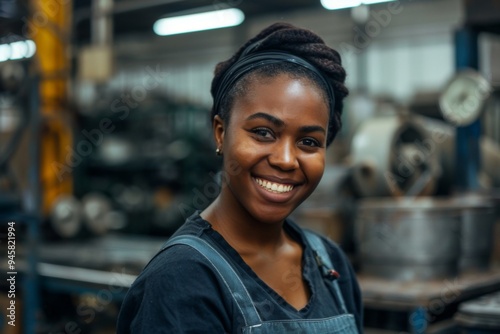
[254,178,294,194]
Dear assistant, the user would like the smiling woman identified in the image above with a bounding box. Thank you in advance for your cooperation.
[117,22,363,334]
[213,75,328,225]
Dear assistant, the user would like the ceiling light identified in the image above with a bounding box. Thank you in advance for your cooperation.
[153,8,245,36]
[25,40,36,58]
[0,45,10,62]
[0,40,36,62]
[10,41,28,60]
[321,0,396,10]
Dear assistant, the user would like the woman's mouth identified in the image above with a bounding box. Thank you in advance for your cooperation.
[253,177,294,194]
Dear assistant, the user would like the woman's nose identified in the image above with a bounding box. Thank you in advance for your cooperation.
[268,139,299,171]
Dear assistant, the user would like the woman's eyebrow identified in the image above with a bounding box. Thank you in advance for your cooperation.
[246,112,325,134]
[299,125,326,134]
[245,112,284,127]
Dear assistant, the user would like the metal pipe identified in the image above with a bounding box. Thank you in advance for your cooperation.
[38,263,136,287]
[32,0,73,214]
[454,28,481,191]
[91,0,113,46]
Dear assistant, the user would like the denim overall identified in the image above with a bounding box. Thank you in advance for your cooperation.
[163,231,359,334]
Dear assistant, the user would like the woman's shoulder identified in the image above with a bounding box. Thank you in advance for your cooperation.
[131,213,220,287]
[141,242,213,276]
[118,215,234,333]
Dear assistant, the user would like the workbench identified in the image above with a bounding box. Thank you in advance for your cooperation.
[359,270,500,333]
[0,233,166,334]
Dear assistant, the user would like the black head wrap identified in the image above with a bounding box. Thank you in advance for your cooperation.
[212,48,336,124]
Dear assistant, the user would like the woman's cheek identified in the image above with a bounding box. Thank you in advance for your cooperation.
[303,153,325,185]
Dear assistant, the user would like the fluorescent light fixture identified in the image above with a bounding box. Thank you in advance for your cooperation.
[10,41,28,60]
[0,44,10,62]
[153,8,245,36]
[0,40,36,62]
[25,40,36,58]
[321,0,396,10]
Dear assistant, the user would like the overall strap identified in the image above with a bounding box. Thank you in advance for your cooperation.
[303,230,349,314]
[162,235,262,327]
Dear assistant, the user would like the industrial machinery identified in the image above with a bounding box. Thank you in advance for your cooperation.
[1,0,499,333]
[72,93,219,236]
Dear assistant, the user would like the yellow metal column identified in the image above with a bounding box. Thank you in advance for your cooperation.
[31,0,73,215]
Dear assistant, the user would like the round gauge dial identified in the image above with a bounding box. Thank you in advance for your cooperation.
[439,70,491,126]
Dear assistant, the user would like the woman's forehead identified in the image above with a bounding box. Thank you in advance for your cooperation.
[239,72,328,104]
[229,74,329,126]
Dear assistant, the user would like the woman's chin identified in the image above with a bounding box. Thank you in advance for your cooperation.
[247,205,293,225]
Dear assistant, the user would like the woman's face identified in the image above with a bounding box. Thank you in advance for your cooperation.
[214,73,329,223]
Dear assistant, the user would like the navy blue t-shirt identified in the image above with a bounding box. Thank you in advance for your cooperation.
[117,212,363,333]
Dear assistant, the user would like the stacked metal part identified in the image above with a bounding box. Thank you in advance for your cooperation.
[348,70,500,281]
[355,196,496,281]
[454,291,500,333]
[49,192,120,239]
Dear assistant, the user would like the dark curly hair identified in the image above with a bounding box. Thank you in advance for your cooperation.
[210,22,348,146]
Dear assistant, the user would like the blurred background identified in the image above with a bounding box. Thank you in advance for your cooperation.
[0,0,499,333]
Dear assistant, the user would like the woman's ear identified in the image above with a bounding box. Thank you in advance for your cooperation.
[213,115,225,152]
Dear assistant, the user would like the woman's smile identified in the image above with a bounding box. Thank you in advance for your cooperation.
[253,177,294,194]
[252,176,298,203]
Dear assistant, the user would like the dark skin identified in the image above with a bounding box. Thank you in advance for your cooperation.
[201,73,329,311]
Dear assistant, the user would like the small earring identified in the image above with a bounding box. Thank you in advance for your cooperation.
[216,148,222,156]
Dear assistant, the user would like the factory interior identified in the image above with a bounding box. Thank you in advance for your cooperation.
[1,0,500,333]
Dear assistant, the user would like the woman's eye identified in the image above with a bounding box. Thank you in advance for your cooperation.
[252,128,274,139]
[299,138,321,147]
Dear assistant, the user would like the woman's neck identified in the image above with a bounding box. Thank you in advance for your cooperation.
[201,192,288,255]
